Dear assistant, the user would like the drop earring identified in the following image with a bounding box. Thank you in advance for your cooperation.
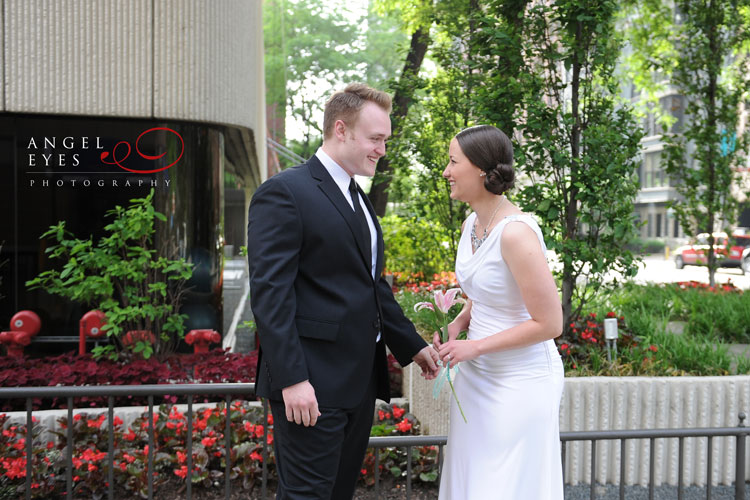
[479,172,486,177]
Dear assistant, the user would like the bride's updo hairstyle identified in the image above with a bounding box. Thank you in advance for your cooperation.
[455,125,514,196]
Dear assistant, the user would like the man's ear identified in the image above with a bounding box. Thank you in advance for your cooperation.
[334,119,348,141]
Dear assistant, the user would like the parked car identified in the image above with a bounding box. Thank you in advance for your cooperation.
[674,232,750,273]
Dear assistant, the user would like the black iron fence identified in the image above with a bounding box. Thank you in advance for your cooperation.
[1,384,749,500]
[560,415,750,500]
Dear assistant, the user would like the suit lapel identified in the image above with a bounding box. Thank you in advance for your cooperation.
[308,157,373,271]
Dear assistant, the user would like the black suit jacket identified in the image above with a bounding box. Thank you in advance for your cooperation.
[247,156,427,408]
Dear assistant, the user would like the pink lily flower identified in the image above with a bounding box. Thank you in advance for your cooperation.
[434,288,463,314]
[414,302,435,312]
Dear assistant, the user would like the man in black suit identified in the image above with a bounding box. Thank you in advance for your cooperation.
[247,83,439,499]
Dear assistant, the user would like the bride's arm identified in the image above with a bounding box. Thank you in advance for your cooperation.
[477,221,562,354]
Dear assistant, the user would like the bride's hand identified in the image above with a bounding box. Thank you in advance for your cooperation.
[433,322,462,350]
[438,339,481,369]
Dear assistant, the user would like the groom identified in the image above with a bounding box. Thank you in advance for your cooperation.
[247,83,439,499]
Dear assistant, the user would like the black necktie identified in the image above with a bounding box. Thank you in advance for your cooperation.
[349,178,372,270]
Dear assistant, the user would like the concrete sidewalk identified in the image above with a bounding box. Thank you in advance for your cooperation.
[221,256,255,353]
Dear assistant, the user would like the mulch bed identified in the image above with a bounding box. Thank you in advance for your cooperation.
[142,477,439,499]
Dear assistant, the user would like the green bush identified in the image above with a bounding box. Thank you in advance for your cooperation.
[597,281,750,343]
[624,237,666,255]
[379,215,453,278]
[26,190,193,360]
[571,281,750,375]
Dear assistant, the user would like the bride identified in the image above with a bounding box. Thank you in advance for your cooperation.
[435,125,564,499]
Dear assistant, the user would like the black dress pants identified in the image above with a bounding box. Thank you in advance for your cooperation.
[269,362,378,500]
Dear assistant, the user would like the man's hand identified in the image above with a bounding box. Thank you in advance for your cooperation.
[412,346,440,380]
[281,380,321,427]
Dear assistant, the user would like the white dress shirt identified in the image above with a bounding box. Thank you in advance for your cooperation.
[315,148,377,279]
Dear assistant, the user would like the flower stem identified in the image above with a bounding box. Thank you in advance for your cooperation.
[447,374,467,423]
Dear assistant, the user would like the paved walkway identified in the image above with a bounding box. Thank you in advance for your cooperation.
[565,483,750,499]
[221,256,255,353]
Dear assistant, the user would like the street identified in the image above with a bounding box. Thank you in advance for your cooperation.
[634,254,750,289]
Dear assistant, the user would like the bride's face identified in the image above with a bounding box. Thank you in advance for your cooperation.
[443,138,483,202]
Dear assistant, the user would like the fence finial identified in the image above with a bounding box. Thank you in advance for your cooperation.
[739,412,746,427]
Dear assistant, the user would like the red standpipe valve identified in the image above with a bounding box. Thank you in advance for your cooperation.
[185,329,221,354]
[79,310,107,356]
[0,311,42,357]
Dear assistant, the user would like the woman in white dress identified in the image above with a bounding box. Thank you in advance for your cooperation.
[435,125,565,499]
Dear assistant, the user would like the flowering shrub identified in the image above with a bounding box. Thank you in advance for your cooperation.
[360,403,440,486]
[390,271,459,294]
[0,402,439,497]
[557,312,643,370]
[674,280,741,293]
[0,401,273,498]
[0,349,258,411]
[556,311,706,376]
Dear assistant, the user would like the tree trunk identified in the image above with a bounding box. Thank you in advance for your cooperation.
[368,28,430,216]
[562,20,584,332]
[706,2,718,288]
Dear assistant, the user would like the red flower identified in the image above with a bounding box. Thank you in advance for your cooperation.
[244,421,255,434]
[123,428,137,441]
[648,345,658,352]
[255,425,264,438]
[267,413,274,425]
[174,466,188,478]
[113,416,124,427]
[201,437,217,447]
[250,451,263,462]
[378,410,386,421]
[560,343,569,351]
[606,311,617,318]
[395,418,412,433]
[2,458,26,479]
[392,406,405,419]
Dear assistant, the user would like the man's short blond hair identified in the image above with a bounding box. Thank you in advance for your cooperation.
[323,83,392,139]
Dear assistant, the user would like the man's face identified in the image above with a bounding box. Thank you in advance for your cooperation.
[336,102,391,177]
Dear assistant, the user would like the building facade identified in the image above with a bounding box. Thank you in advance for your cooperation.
[0,0,266,348]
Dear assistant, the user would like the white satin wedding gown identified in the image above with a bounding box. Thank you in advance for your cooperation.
[438,213,564,500]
